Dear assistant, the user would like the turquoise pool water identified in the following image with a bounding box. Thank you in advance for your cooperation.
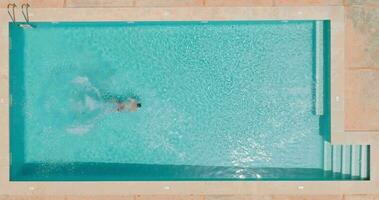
[10,21,335,181]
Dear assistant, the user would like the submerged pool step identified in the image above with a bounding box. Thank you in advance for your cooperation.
[323,142,369,180]
[341,145,351,176]
[360,145,369,179]
[323,141,332,171]
[315,20,324,116]
[351,145,361,178]
[332,145,342,174]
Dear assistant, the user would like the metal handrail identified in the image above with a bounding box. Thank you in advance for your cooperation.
[21,3,31,23]
[7,3,16,23]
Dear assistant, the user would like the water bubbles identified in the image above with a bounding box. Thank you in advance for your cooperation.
[238,174,246,179]
[66,124,92,135]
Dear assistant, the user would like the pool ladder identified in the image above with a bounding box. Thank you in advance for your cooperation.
[21,3,31,23]
[7,3,33,28]
[7,3,16,23]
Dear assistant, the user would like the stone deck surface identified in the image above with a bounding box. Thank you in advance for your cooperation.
[345,4,379,131]
[2,194,379,200]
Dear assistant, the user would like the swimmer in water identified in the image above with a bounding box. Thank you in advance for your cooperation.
[114,98,142,112]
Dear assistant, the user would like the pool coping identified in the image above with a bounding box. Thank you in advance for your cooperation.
[0,6,378,195]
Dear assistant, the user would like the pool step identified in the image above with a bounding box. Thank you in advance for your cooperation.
[323,142,369,180]
[315,20,324,116]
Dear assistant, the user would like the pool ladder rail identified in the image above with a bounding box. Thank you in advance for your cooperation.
[7,3,34,28]
[7,3,16,23]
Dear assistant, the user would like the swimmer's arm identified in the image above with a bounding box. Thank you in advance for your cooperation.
[110,98,118,103]
[111,97,124,104]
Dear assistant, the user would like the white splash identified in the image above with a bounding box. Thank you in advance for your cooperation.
[72,76,101,97]
[72,76,89,85]
[84,95,100,111]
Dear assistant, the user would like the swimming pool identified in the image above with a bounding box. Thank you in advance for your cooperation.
[9,20,369,181]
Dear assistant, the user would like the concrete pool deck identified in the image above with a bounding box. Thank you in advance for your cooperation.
[0,0,378,199]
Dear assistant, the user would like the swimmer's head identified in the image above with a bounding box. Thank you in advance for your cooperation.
[137,103,142,108]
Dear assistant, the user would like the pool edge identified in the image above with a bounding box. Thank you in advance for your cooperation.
[1,6,379,195]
